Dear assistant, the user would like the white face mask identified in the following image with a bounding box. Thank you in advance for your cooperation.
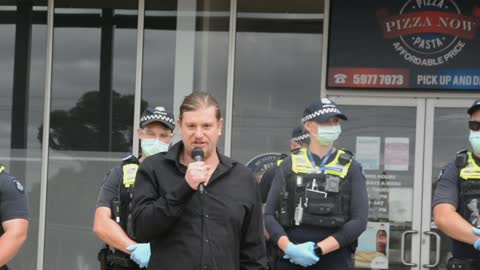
[315,125,342,146]
[141,138,169,157]
[470,130,480,153]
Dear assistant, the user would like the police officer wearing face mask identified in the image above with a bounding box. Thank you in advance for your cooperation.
[94,106,175,270]
[433,99,480,270]
[264,98,368,270]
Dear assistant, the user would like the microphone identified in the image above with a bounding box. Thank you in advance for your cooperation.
[191,147,205,193]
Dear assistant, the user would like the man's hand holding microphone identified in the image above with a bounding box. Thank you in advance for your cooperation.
[185,147,210,192]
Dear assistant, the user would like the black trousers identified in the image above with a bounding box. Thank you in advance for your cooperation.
[275,248,354,270]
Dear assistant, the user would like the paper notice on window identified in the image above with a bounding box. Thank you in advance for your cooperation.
[355,222,390,269]
[356,136,381,170]
[384,137,409,171]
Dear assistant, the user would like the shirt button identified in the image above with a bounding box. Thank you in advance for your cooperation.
[204,214,209,218]
[205,239,209,243]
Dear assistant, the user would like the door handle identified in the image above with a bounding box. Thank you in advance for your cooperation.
[401,230,418,266]
[423,231,441,268]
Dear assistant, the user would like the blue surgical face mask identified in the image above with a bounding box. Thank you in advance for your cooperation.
[469,130,480,153]
[141,138,169,157]
[315,125,342,146]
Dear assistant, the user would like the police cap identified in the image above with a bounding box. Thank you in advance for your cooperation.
[140,106,175,130]
[467,98,480,115]
[290,126,310,144]
[301,98,347,123]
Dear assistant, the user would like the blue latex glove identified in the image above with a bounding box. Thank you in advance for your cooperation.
[472,227,480,251]
[283,242,319,267]
[127,243,151,268]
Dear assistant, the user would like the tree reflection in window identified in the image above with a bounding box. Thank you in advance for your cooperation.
[38,90,147,152]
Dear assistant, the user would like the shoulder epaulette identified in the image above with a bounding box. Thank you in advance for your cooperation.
[122,154,139,166]
[338,148,353,165]
[291,148,301,155]
[455,149,468,169]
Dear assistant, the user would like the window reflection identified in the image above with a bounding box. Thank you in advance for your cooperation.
[232,1,323,163]
[45,2,138,269]
[430,108,468,268]
[338,105,416,270]
[0,1,47,269]
[142,0,229,151]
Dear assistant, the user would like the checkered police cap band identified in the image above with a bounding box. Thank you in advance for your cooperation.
[140,114,175,125]
[301,107,343,123]
[290,133,310,143]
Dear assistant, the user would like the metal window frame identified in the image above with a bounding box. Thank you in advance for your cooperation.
[132,0,145,156]
[224,0,237,156]
[36,0,54,269]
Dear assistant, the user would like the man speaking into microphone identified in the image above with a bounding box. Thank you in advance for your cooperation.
[131,91,267,270]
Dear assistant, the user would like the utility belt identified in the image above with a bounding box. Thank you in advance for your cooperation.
[98,247,138,270]
[447,257,480,270]
[301,213,346,228]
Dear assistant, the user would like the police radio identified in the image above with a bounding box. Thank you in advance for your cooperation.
[278,191,290,226]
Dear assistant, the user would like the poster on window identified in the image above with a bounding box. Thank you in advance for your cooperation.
[355,222,390,269]
[356,136,381,170]
[384,137,409,171]
[327,0,480,90]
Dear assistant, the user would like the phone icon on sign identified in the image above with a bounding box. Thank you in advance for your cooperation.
[334,74,347,84]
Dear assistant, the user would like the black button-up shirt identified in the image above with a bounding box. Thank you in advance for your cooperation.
[132,141,267,270]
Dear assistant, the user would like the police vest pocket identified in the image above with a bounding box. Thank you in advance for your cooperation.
[307,201,335,215]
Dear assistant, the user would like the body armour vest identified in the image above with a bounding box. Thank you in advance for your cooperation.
[115,155,140,239]
[458,151,480,227]
[281,148,353,228]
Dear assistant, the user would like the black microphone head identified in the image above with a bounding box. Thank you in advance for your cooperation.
[192,147,204,161]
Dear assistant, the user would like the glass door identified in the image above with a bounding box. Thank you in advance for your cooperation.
[332,96,425,270]
[420,99,473,270]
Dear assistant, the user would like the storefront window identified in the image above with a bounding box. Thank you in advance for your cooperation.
[44,1,137,269]
[0,1,47,269]
[143,0,229,150]
[231,1,324,162]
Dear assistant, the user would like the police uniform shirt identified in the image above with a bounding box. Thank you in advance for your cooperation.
[264,150,368,268]
[0,169,29,235]
[96,167,122,209]
[432,156,480,258]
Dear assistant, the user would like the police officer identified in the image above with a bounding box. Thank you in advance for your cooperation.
[0,165,29,270]
[264,98,368,270]
[93,106,175,270]
[260,126,310,270]
[433,98,480,270]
